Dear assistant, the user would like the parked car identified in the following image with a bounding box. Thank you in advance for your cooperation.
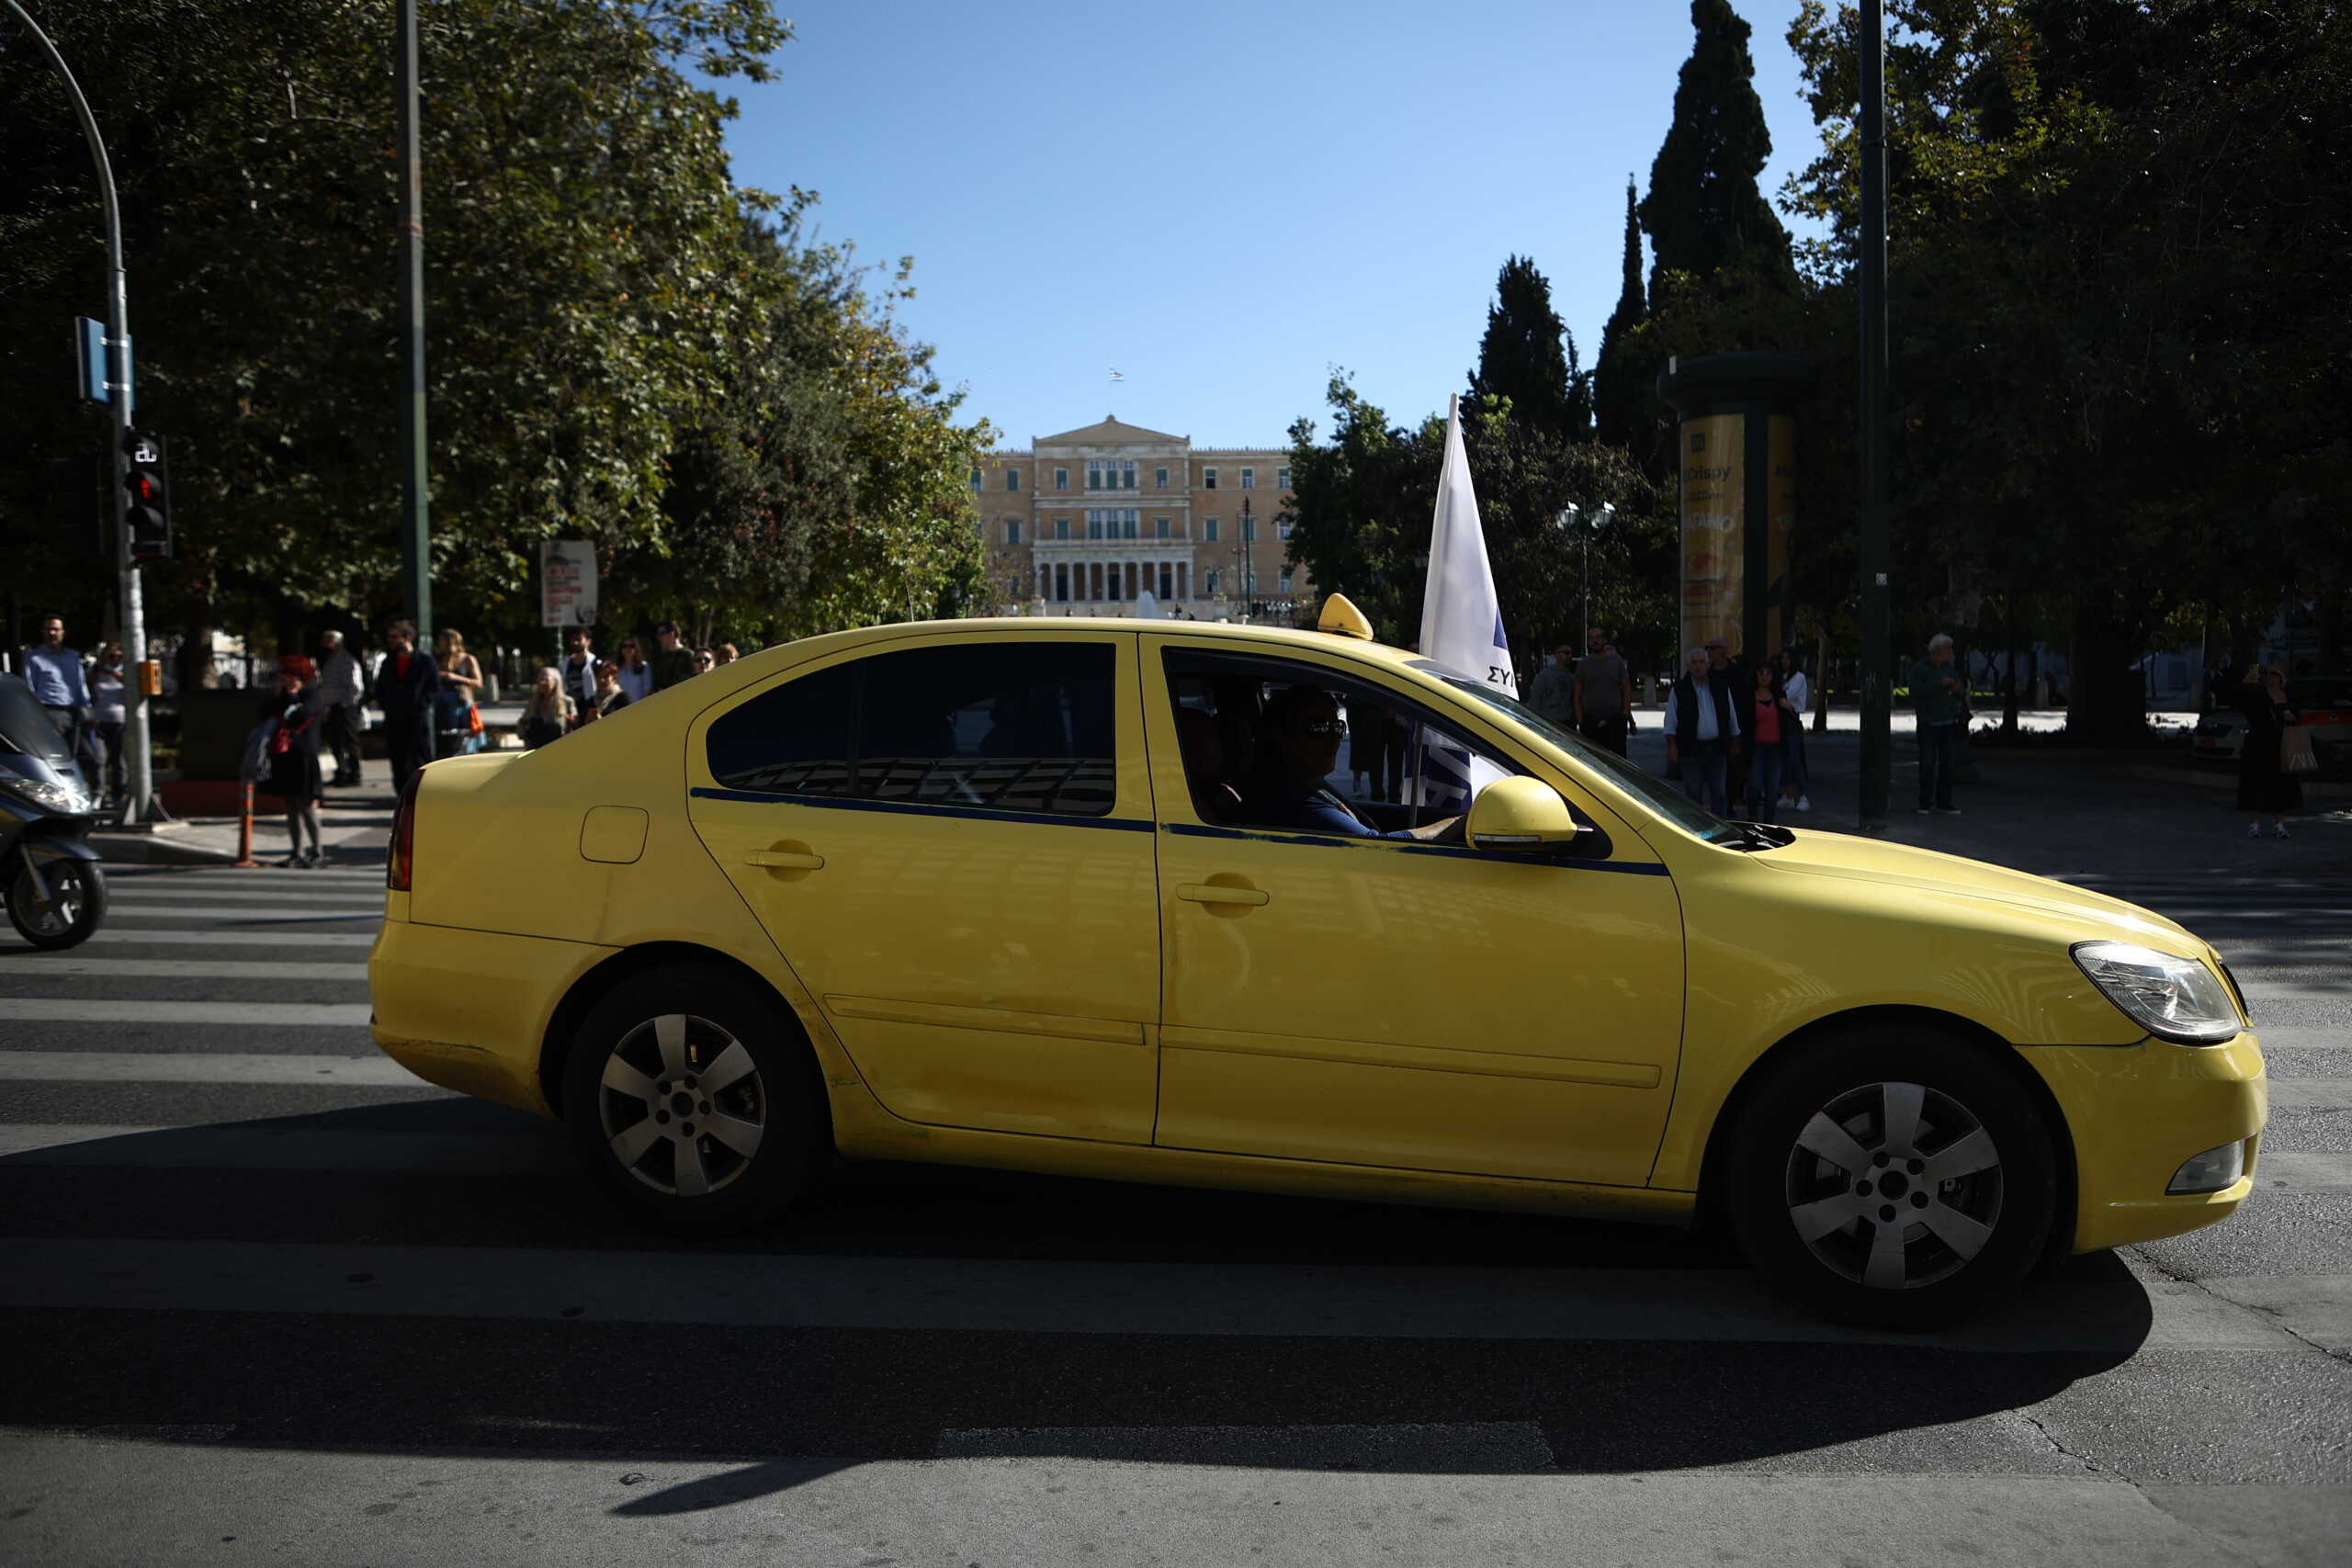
[369,597,2267,1326]
[2193,674,2352,773]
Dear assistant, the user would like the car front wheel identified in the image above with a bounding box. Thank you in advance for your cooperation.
[562,964,825,1234]
[1724,1029,2058,1327]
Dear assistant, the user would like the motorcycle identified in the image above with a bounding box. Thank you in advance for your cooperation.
[0,672,107,949]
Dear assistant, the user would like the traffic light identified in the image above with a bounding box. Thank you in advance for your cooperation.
[123,429,171,560]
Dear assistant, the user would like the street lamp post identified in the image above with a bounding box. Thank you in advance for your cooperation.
[1555,502,1615,647]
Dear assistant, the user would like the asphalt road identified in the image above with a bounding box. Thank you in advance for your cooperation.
[0,740,2345,1567]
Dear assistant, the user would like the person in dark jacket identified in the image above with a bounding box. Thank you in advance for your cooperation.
[1906,633,1967,815]
[372,619,437,795]
[1665,647,1742,814]
[259,660,324,867]
[2236,662,2301,839]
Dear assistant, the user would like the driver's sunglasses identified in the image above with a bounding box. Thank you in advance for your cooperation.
[1302,719,1346,738]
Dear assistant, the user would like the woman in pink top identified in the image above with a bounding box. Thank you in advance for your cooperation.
[1746,663,1797,823]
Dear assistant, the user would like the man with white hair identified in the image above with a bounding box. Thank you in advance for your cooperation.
[1907,632,1966,815]
[1665,645,1742,814]
[316,628,365,787]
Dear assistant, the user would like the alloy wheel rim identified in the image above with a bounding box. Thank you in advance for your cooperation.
[1781,1079,2003,1291]
[12,863,85,938]
[594,1012,766,1197]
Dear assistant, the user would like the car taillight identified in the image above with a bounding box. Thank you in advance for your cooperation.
[388,773,419,891]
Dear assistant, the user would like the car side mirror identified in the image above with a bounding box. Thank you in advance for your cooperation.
[1465,775,1583,853]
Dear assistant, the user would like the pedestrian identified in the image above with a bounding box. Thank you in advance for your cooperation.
[581,659,633,724]
[1573,626,1634,757]
[20,614,94,773]
[2235,662,2301,839]
[1908,632,1966,815]
[650,621,696,690]
[431,627,485,759]
[517,666,574,748]
[612,636,654,704]
[372,619,437,795]
[1744,661,1798,823]
[1776,648,1813,814]
[1706,637,1751,811]
[715,642,741,667]
[560,627,600,714]
[88,642,129,807]
[693,647,718,677]
[1665,647,1741,815]
[259,658,325,867]
[315,628,366,787]
[1530,644,1578,730]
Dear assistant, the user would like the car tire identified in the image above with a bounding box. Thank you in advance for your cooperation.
[1722,1026,2058,1328]
[562,964,826,1235]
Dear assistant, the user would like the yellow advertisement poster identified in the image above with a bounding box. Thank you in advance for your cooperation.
[1679,414,1741,657]
[1768,414,1796,656]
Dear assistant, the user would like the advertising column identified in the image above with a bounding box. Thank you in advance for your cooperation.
[1657,355,1815,666]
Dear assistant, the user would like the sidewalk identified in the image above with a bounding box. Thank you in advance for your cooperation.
[93,759,401,869]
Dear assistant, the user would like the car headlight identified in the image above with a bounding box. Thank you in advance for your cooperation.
[2072,941,2241,1043]
[0,774,88,814]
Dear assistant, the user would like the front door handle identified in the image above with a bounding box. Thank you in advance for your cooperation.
[1178,883,1268,908]
[746,849,825,871]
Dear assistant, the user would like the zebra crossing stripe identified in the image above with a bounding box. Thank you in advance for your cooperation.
[0,1001,374,1028]
[2265,1080,2352,1114]
[103,888,388,907]
[99,908,379,923]
[80,930,379,948]
[0,1051,410,1082]
[0,1236,2318,1351]
[0,1123,561,1174]
[0,958,369,980]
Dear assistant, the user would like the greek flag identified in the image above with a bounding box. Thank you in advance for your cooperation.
[1409,395,1516,810]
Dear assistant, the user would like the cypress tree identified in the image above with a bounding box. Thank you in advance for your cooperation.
[1466,254,1572,439]
[1592,177,1647,451]
[1637,0,1794,299]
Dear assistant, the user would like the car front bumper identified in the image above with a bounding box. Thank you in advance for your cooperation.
[2027,1032,2267,1253]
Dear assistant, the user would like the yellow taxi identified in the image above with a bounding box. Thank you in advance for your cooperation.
[368,600,2265,1325]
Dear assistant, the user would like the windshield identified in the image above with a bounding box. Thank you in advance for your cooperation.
[2287,678,2352,710]
[1429,671,1738,841]
[0,675,75,762]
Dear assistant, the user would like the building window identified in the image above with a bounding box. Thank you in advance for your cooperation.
[1086,510,1103,541]
[1055,564,1070,601]
[1240,467,1255,490]
[1123,509,1139,539]
[1155,467,1169,491]
[1203,467,1218,490]
[1054,468,1069,491]
[1241,514,1256,542]
[1006,468,1021,491]
[968,468,982,491]
[1085,460,1100,491]
[1204,569,1220,594]
[1159,563,1174,600]
[1154,516,1170,539]
[1005,521,1022,545]
[1122,459,1137,489]
[1204,516,1219,543]
[1279,570,1293,592]
[1277,519,1293,541]
[1276,467,1291,490]
[1054,516,1070,541]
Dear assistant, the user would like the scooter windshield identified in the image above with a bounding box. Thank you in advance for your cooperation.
[0,674,78,765]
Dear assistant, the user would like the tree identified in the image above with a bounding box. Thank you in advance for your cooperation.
[1640,0,1798,302]
[1592,178,1649,453]
[1465,255,1572,441]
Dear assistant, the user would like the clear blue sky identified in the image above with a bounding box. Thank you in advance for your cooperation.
[717,0,1827,451]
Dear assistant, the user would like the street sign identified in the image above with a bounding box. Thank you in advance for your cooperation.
[539,538,597,627]
[74,317,107,405]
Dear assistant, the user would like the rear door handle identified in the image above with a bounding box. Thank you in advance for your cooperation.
[1178,883,1268,907]
[746,850,825,871]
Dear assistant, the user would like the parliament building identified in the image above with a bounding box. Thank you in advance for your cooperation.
[969,418,1311,621]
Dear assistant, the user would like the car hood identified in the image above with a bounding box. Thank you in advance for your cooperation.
[1752,827,2199,948]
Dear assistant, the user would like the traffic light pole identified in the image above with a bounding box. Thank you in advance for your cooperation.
[1857,0,1893,831]
[5,0,156,823]
[395,0,433,637]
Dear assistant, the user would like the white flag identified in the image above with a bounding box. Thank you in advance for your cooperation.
[1409,395,1516,809]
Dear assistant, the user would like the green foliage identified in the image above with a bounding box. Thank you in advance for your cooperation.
[0,0,984,660]
[1640,0,1798,303]
[1592,178,1649,454]
[1280,376,1671,674]
[1465,255,1577,443]
[1782,0,2352,728]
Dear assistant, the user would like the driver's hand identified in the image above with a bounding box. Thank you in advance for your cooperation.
[1407,815,1465,844]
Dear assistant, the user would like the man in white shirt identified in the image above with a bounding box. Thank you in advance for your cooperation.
[560,627,600,713]
[316,629,367,787]
[21,615,96,774]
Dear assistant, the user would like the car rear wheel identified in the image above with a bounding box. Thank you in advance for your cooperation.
[562,964,825,1234]
[1724,1028,2058,1328]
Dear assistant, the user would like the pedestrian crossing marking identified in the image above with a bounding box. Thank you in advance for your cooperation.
[100,908,379,923]
[0,1050,413,1083]
[78,930,379,948]
[104,888,387,907]
[0,1000,374,1028]
[0,958,368,980]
